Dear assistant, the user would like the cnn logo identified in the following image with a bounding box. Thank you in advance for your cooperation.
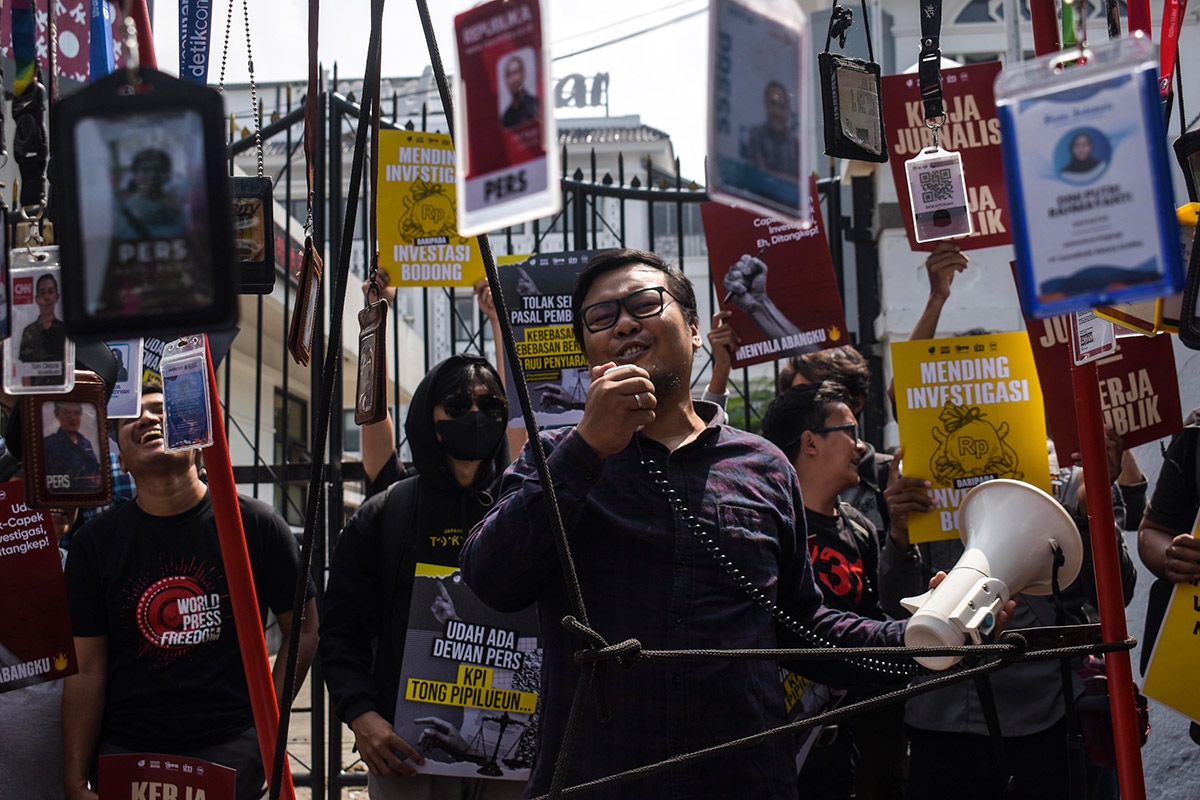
[12,276,33,305]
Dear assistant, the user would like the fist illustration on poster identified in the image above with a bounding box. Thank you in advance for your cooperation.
[722,254,802,341]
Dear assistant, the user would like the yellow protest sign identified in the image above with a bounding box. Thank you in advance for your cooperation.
[377,130,486,287]
[891,332,1051,544]
[1143,511,1200,723]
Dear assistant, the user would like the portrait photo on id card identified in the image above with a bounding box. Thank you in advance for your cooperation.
[41,398,103,494]
[8,265,72,391]
[1003,71,1175,312]
[710,0,805,217]
[73,110,213,318]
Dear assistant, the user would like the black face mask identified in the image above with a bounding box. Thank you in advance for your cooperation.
[436,411,506,462]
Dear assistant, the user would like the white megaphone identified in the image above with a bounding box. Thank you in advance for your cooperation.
[900,478,1082,670]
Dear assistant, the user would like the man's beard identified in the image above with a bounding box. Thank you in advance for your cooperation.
[648,363,684,402]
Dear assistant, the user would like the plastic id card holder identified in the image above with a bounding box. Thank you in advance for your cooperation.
[160,334,213,452]
[4,254,75,395]
[996,34,1183,319]
[905,147,972,242]
[707,0,812,227]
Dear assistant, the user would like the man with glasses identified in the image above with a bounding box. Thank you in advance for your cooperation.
[762,382,900,799]
[322,355,527,800]
[461,249,966,800]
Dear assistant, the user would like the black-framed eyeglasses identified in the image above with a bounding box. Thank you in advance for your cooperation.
[580,286,676,333]
[812,422,860,442]
[441,392,508,423]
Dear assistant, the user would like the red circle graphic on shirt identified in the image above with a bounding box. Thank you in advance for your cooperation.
[135,575,208,649]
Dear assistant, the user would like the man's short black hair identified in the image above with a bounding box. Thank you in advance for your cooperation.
[37,273,58,293]
[776,346,871,405]
[571,249,698,346]
[762,381,852,463]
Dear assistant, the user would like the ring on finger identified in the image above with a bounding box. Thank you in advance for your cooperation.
[634,393,643,410]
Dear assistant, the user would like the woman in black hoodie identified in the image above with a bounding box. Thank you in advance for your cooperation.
[320,355,524,800]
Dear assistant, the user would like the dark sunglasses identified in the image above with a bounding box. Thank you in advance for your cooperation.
[783,422,860,453]
[812,422,860,441]
[580,286,676,333]
[441,392,507,422]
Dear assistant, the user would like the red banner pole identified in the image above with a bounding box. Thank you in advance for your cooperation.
[204,339,297,800]
[1025,11,1145,796]
[1070,361,1146,800]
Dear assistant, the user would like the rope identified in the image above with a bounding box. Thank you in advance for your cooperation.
[268,1,383,797]
[524,632,1135,800]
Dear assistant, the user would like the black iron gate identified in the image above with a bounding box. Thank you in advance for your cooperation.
[223,87,878,798]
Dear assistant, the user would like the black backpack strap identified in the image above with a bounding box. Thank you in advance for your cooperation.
[837,500,873,542]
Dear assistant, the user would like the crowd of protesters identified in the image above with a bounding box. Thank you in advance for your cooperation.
[1,245,1197,800]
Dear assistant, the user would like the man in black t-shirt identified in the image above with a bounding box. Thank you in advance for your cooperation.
[62,382,319,800]
[762,381,896,800]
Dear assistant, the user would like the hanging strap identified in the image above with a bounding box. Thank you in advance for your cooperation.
[917,0,943,121]
[303,0,319,232]
[129,0,156,68]
[823,0,875,63]
[367,45,381,298]
[218,0,265,177]
[90,0,114,80]
[179,0,214,84]
[1104,0,1122,39]
[11,0,47,211]
[11,0,34,97]
[271,0,385,797]
[1160,0,1188,103]
[0,0,7,172]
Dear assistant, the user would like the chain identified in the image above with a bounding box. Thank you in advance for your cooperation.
[217,0,264,176]
[218,0,233,89]
[242,0,263,177]
[639,452,923,677]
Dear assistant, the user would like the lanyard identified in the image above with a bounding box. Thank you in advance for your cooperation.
[303,0,319,230]
[89,0,114,79]
[11,0,46,210]
[917,0,943,123]
[179,0,214,84]
[1159,0,1188,100]
[11,0,35,97]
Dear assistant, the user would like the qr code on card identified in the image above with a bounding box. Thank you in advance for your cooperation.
[920,168,954,203]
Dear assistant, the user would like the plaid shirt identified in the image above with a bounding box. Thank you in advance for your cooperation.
[462,402,904,800]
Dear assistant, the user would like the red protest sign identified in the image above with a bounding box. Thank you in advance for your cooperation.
[1026,315,1182,461]
[882,61,1011,252]
[99,753,236,800]
[0,480,76,693]
[701,179,849,369]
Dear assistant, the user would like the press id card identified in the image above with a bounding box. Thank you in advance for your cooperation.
[996,35,1182,318]
[161,334,213,452]
[4,255,75,395]
[905,147,973,242]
